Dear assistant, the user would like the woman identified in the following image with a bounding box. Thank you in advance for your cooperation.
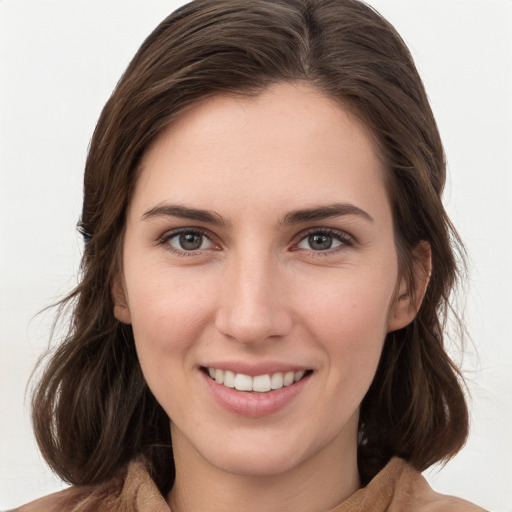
[16,0,487,510]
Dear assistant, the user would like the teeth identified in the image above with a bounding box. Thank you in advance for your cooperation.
[224,370,235,388]
[234,373,252,391]
[294,370,305,382]
[214,368,224,384]
[253,374,271,392]
[270,372,284,389]
[207,368,308,393]
[283,371,294,386]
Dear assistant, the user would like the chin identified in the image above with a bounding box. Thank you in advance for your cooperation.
[189,422,348,479]
[204,444,308,478]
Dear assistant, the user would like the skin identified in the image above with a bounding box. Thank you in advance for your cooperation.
[114,82,427,512]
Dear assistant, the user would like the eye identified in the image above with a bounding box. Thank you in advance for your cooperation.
[295,229,353,252]
[160,229,217,254]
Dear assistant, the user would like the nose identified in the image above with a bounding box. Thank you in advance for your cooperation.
[214,251,293,345]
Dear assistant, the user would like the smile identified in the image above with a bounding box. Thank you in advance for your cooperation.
[206,367,308,393]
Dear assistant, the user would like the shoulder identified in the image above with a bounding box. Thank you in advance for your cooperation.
[388,458,488,512]
[12,458,169,512]
[10,486,93,512]
[12,464,122,512]
[333,458,488,512]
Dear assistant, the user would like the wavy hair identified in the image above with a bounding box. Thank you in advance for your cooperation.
[32,0,468,494]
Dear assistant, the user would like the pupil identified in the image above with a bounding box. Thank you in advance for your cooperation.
[179,233,202,250]
[309,233,332,250]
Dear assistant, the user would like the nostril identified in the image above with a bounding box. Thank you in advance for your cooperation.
[214,308,294,345]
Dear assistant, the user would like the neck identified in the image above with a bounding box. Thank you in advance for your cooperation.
[167,422,361,512]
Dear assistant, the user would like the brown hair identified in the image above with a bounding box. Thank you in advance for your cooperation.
[32,0,468,494]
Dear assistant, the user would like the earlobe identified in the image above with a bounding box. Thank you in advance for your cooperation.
[387,241,431,333]
[112,275,132,324]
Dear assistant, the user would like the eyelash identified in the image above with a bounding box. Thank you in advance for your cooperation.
[158,227,355,257]
[292,228,354,256]
[158,227,217,257]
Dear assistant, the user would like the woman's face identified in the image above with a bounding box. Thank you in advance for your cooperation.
[115,83,416,478]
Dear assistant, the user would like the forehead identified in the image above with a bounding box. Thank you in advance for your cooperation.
[132,83,390,222]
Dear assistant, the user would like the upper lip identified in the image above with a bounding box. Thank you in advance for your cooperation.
[201,361,311,376]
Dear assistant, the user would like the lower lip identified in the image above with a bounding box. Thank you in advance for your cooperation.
[202,371,311,418]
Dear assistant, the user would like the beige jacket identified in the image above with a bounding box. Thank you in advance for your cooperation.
[15,457,487,512]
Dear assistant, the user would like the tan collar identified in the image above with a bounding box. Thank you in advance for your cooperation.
[16,457,487,512]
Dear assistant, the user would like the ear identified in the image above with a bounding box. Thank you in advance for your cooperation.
[387,241,431,333]
[112,274,132,324]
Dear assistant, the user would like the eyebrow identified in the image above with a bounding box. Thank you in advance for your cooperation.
[142,204,230,226]
[280,203,374,225]
[141,202,373,227]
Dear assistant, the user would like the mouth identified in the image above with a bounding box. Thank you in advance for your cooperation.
[202,367,312,393]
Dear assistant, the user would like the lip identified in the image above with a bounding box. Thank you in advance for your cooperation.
[201,366,312,418]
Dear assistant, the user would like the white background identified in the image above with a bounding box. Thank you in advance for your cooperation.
[1,1,511,510]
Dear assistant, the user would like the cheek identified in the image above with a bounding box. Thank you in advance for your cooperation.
[126,267,217,359]
[293,263,396,373]
[125,268,219,419]
[297,261,396,328]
